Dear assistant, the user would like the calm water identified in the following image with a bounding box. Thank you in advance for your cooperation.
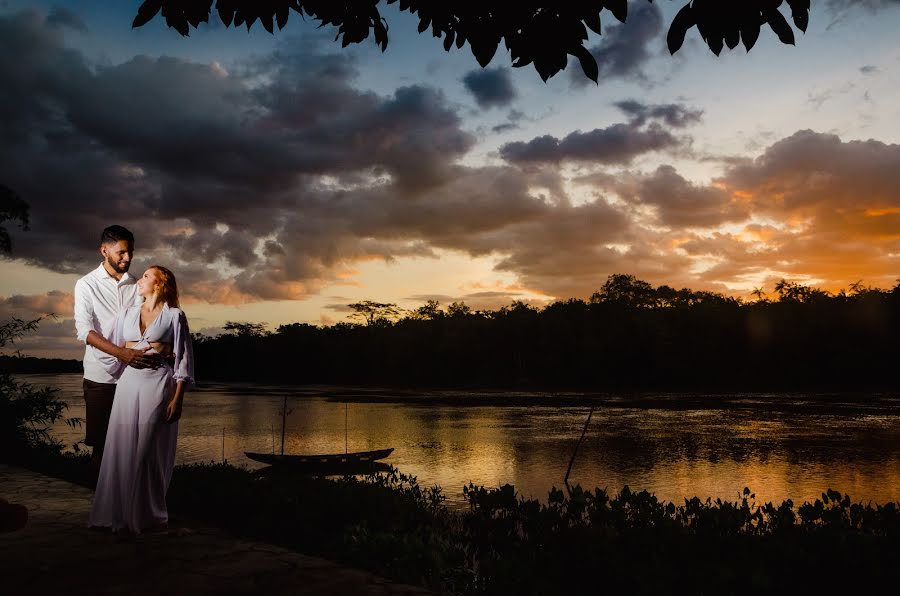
[24,373,900,508]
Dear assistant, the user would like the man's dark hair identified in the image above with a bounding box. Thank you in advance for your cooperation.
[100,225,134,245]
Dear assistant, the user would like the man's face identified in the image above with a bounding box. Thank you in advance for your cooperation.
[101,240,133,274]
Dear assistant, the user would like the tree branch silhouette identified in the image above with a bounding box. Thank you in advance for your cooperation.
[132,1,811,83]
[0,184,29,254]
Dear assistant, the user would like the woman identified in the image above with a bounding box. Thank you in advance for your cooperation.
[89,265,194,533]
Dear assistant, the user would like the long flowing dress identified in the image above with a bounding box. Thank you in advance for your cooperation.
[89,303,194,533]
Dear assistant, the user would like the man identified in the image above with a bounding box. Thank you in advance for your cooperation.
[73,225,158,472]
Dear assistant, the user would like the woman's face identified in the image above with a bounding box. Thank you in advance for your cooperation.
[137,268,162,299]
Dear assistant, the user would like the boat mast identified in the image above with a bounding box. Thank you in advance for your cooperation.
[281,395,287,456]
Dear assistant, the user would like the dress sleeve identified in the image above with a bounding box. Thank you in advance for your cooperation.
[172,309,195,389]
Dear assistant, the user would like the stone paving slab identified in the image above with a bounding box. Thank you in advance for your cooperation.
[0,464,432,595]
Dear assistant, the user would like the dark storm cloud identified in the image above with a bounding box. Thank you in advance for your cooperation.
[570,2,663,87]
[462,67,517,109]
[45,6,88,32]
[498,123,680,165]
[0,11,474,299]
[0,9,680,305]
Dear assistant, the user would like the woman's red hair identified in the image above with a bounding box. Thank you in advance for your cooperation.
[150,265,180,308]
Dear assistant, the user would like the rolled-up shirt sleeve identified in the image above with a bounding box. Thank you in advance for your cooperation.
[73,279,95,343]
[172,309,195,389]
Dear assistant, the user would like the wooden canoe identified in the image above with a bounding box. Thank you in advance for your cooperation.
[244,447,394,469]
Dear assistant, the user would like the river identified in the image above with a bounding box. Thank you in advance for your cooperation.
[23,373,900,508]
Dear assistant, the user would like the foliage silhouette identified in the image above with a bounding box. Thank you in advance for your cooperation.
[223,320,270,337]
[192,273,900,392]
[132,1,811,82]
[348,300,402,326]
[0,194,80,460]
[0,184,29,254]
[165,462,900,593]
[0,318,81,461]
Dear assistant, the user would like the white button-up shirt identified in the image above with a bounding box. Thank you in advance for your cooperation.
[74,264,142,383]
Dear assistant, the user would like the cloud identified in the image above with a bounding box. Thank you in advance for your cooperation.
[45,6,88,32]
[704,130,900,288]
[0,291,74,318]
[1,10,639,305]
[498,123,682,166]
[827,0,900,7]
[806,82,855,110]
[491,109,529,134]
[581,165,748,228]
[613,100,703,128]
[0,292,79,358]
[492,122,519,133]
[462,67,517,109]
[824,0,900,27]
[0,317,81,359]
[0,11,473,301]
[570,2,664,87]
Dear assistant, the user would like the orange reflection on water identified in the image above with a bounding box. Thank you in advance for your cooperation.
[32,374,900,509]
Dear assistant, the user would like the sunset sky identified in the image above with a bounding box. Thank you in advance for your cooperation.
[1,1,899,358]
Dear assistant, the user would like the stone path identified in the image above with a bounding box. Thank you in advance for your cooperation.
[0,464,432,595]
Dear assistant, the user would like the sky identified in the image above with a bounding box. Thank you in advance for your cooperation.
[1,1,899,358]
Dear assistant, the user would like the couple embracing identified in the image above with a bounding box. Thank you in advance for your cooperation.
[74,225,194,534]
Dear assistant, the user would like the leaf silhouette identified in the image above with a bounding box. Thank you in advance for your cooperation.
[667,3,695,55]
[132,0,162,29]
[572,45,599,84]
[740,17,761,52]
[764,7,795,46]
[786,0,811,32]
[603,0,628,24]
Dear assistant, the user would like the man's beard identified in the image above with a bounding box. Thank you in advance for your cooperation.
[106,254,130,274]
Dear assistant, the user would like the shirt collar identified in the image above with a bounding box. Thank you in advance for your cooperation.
[92,262,136,285]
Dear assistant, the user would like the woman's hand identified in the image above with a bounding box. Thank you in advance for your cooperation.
[164,395,183,423]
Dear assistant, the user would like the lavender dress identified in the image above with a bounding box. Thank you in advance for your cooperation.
[89,304,194,533]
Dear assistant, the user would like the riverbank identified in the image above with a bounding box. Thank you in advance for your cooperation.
[8,451,900,594]
[0,463,431,595]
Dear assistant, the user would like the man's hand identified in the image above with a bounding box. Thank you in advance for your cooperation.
[118,346,161,369]
[86,330,161,369]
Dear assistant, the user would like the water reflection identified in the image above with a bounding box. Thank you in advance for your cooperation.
[29,374,900,508]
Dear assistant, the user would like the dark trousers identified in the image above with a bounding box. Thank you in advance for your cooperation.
[82,379,116,458]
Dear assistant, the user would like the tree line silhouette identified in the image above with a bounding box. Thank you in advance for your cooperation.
[194,274,900,392]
